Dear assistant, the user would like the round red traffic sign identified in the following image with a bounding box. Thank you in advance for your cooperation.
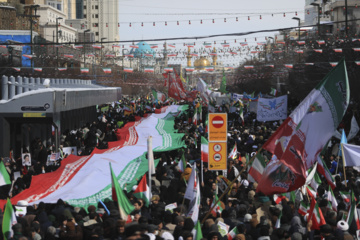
[212,116,224,128]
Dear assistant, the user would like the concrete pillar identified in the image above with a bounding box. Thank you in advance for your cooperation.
[23,77,29,92]
[35,77,41,85]
[29,77,35,87]
[55,79,59,85]
[2,76,8,100]
[16,76,23,95]
[70,79,75,84]
[50,78,55,85]
[9,76,15,99]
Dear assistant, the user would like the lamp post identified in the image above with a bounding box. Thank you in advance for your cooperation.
[100,37,107,66]
[310,3,321,37]
[345,0,348,36]
[29,5,39,68]
[83,29,90,68]
[56,17,63,68]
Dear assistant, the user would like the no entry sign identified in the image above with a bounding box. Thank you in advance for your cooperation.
[208,113,227,142]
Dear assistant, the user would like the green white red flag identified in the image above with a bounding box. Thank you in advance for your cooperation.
[110,163,134,223]
[201,136,208,162]
[327,185,338,211]
[347,191,360,230]
[259,59,349,195]
[227,227,239,240]
[248,153,266,183]
[228,144,237,159]
[2,198,17,240]
[307,187,326,230]
[0,161,11,187]
[211,194,223,217]
[133,175,151,207]
[298,201,310,216]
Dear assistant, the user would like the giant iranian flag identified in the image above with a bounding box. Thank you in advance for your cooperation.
[258,59,349,195]
[1,105,187,209]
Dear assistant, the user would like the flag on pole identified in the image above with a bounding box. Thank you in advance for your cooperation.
[80,68,89,73]
[341,143,360,167]
[327,185,338,211]
[201,137,209,162]
[192,108,198,125]
[227,227,240,240]
[298,201,310,216]
[270,88,278,96]
[0,161,11,187]
[273,194,286,204]
[34,68,42,72]
[194,221,203,240]
[248,153,266,183]
[210,194,223,217]
[228,144,237,159]
[133,175,151,207]
[103,68,112,73]
[152,89,166,103]
[347,191,360,229]
[310,172,322,192]
[184,164,201,224]
[259,59,350,195]
[2,198,17,240]
[178,152,187,172]
[317,155,336,189]
[308,188,326,230]
[275,211,282,229]
[110,163,134,223]
[340,191,351,203]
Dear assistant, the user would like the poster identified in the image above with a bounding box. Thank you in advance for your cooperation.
[21,153,31,166]
[256,95,288,122]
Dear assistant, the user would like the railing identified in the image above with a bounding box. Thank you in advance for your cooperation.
[1,75,94,101]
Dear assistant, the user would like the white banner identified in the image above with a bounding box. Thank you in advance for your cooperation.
[256,95,288,122]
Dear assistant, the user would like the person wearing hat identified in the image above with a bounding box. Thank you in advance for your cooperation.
[336,220,353,240]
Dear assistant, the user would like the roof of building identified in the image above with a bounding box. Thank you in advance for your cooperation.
[129,41,155,58]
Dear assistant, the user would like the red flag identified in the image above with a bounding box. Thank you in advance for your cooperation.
[162,73,168,87]
[168,74,187,100]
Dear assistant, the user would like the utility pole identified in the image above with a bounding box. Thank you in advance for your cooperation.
[56,17,63,68]
[27,5,40,68]
[83,29,90,68]
[345,0,348,36]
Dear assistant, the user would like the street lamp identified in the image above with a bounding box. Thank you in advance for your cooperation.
[310,3,321,37]
[29,4,39,68]
[56,17,63,68]
[83,29,90,67]
[292,17,301,41]
[100,37,107,66]
[345,0,348,36]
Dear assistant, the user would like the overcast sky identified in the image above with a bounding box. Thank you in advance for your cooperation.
[117,0,305,66]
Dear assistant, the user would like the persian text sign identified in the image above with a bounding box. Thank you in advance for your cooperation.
[256,95,288,122]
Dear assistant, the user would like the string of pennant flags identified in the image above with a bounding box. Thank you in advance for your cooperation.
[7,60,360,73]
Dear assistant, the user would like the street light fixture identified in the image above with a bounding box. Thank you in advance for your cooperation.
[310,3,321,37]
[100,37,107,66]
[83,29,90,67]
[56,17,63,68]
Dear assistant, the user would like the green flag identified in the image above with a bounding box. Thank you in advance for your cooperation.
[2,198,17,240]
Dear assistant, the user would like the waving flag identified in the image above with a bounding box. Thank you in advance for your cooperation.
[103,68,112,73]
[248,153,266,183]
[124,68,133,73]
[227,227,239,240]
[133,175,151,207]
[228,144,237,159]
[0,161,11,187]
[327,185,338,211]
[210,194,223,217]
[110,163,134,222]
[152,89,166,103]
[259,59,349,195]
[347,191,360,229]
[2,198,17,240]
[201,137,209,162]
[80,68,89,73]
[298,201,310,216]
[186,165,201,224]
[308,187,326,230]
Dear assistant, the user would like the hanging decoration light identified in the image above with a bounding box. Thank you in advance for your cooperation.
[141,22,143,27]
[201,20,203,24]
[307,10,310,14]
[106,23,108,27]
[165,21,167,26]
[212,19,215,23]
[295,11,298,16]
[129,22,131,27]
[189,20,191,25]
[224,18,226,22]
[177,21,179,25]
[260,15,262,20]
[236,17,238,21]
[153,22,155,26]
[118,23,120,27]
[283,13,286,17]
[248,16,250,20]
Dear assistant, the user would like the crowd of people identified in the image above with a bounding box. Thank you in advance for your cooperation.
[1,95,360,240]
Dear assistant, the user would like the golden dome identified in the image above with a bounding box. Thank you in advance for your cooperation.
[194,57,211,69]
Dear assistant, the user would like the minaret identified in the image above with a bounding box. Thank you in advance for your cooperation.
[187,46,192,67]
[212,47,217,66]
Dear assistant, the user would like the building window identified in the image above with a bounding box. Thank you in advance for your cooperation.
[96,32,99,36]
[95,5,98,9]
[95,14,98,18]
[84,14,86,18]
[84,5,86,9]
[92,14,94,18]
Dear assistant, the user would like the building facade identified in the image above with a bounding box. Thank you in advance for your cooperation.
[83,0,119,46]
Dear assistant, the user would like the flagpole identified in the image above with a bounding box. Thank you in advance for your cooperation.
[341,143,347,187]
[201,147,263,224]
[147,136,153,201]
